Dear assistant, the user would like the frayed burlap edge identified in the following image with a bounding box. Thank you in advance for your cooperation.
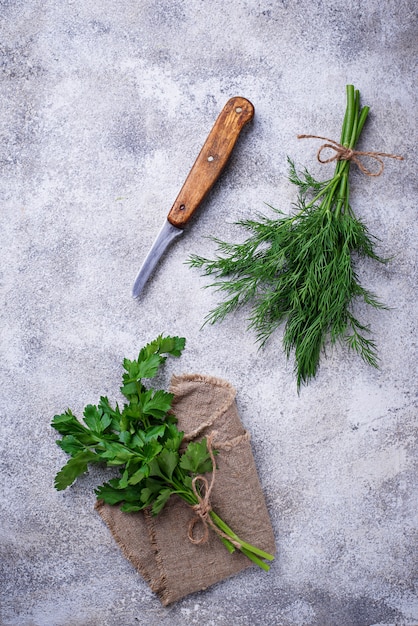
[169,373,237,442]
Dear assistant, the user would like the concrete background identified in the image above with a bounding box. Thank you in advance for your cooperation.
[1,1,417,625]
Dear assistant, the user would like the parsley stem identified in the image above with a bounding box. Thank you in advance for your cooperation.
[172,491,273,568]
[240,547,272,572]
[210,511,274,563]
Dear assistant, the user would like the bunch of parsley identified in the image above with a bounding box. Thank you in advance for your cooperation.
[52,335,274,570]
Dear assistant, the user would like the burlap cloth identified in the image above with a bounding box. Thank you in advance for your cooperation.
[95,373,276,606]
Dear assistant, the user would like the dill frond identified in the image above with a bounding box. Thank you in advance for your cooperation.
[187,85,396,388]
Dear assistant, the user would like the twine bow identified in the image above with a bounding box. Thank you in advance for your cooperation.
[297,134,404,177]
[187,431,241,549]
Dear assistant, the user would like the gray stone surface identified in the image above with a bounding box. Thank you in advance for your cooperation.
[1,1,417,625]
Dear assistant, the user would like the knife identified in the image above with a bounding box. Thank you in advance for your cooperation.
[131,96,255,298]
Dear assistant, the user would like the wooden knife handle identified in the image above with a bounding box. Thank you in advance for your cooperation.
[167,96,254,228]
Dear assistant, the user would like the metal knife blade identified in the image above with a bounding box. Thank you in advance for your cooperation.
[132,220,183,297]
[131,96,254,298]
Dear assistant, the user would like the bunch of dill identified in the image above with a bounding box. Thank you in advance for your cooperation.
[188,85,397,388]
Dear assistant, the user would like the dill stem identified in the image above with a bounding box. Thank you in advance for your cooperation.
[335,171,349,218]
[295,85,365,218]
[303,174,342,211]
[342,85,355,146]
[334,86,369,218]
[354,105,370,143]
[327,85,369,218]
[324,176,342,214]
[348,88,360,148]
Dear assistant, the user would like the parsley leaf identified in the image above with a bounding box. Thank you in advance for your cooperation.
[54,450,99,490]
[180,438,215,474]
[141,390,174,420]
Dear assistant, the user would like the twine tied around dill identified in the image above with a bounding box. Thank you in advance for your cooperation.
[187,430,241,549]
[298,134,404,177]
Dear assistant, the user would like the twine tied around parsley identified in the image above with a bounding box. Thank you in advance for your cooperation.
[188,431,241,549]
[298,134,404,177]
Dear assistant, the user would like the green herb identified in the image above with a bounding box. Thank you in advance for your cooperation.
[188,85,395,388]
[52,335,274,571]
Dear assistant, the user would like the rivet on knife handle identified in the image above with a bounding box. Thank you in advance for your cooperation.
[132,96,254,298]
[167,96,254,228]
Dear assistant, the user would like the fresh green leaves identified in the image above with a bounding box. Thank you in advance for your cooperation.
[52,335,186,490]
[52,334,274,570]
[152,488,172,515]
[180,438,215,475]
[189,85,392,388]
[141,390,174,420]
[83,405,112,433]
[50,333,197,506]
[120,335,185,400]
[54,450,99,491]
